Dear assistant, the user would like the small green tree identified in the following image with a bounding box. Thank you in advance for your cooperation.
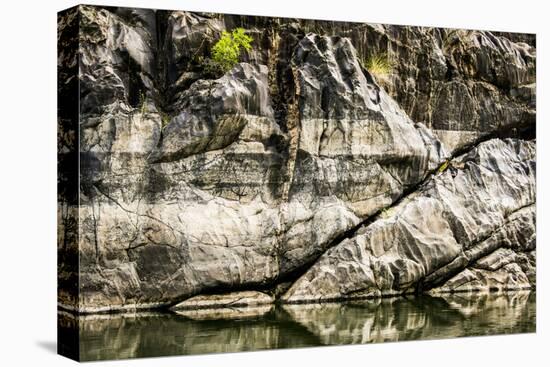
[211,28,253,72]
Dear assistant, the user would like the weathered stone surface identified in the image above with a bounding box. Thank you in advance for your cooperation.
[336,26,536,153]
[171,291,274,310]
[164,12,224,88]
[283,139,535,302]
[448,30,535,89]
[78,6,158,116]
[427,204,536,293]
[151,63,274,163]
[174,305,273,320]
[58,5,536,313]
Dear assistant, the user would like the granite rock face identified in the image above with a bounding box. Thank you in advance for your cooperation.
[282,139,535,302]
[337,26,536,152]
[58,5,536,312]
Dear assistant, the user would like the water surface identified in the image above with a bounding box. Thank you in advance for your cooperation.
[58,291,536,361]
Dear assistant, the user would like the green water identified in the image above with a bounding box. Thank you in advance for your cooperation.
[59,291,536,361]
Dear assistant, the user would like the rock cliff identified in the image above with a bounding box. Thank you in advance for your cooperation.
[58,5,536,313]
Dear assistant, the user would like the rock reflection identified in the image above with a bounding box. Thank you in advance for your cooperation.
[283,291,535,344]
[59,292,535,361]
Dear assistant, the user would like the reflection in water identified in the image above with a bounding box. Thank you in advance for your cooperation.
[284,292,535,345]
[59,292,535,361]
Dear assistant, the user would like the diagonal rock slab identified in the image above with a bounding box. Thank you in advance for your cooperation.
[282,138,535,303]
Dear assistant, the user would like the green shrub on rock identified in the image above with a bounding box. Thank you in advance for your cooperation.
[211,28,253,72]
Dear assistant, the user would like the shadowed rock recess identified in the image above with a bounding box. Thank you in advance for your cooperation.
[58,5,536,313]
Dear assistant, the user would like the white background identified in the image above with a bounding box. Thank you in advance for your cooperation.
[0,0,547,365]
